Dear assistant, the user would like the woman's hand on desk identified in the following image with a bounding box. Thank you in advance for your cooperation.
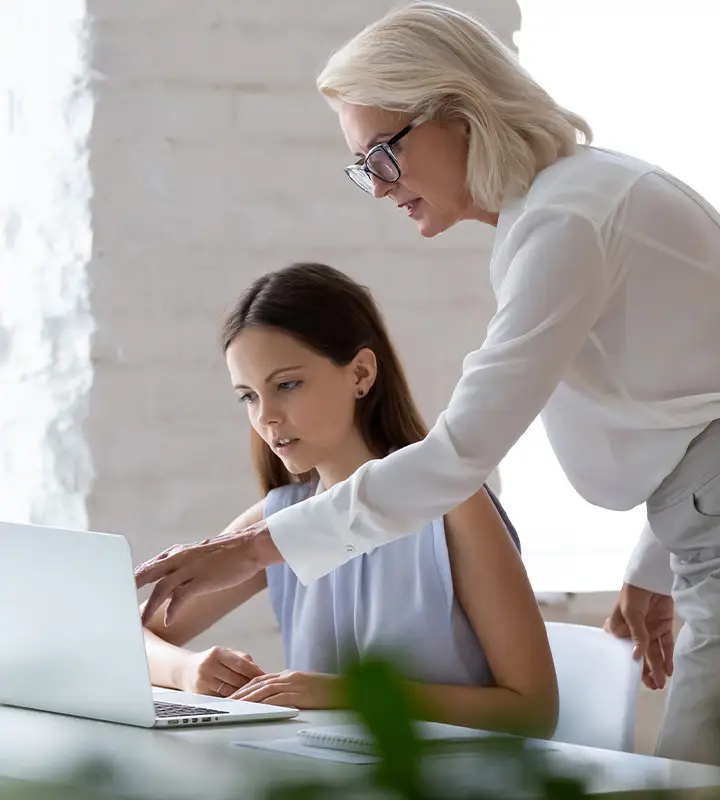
[177,646,265,697]
[229,670,344,710]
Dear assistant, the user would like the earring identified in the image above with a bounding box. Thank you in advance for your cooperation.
[356,390,365,399]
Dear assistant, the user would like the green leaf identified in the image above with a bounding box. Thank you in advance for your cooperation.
[344,657,425,799]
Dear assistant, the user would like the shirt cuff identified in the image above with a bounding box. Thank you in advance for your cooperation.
[265,490,359,585]
[624,521,674,595]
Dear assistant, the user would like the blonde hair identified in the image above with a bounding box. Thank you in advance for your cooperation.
[317,1,592,211]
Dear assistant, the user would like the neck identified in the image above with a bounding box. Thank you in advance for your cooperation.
[470,206,499,227]
[460,198,499,228]
[315,433,377,490]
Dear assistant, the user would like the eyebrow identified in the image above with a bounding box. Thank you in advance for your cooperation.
[353,132,395,158]
[233,365,304,391]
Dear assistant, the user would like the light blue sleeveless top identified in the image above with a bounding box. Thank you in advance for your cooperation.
[265,482,519,686]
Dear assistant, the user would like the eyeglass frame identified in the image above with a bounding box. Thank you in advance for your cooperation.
[344,112,431,193]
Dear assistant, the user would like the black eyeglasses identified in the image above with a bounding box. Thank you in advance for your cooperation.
[345,113,430,194]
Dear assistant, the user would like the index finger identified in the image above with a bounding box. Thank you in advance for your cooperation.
[604,617,630,638]
[218,650,265,681]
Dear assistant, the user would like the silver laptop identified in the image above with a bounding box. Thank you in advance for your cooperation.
[0,521,298,728]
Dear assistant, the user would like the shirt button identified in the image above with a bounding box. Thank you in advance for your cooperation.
[345,544,356,553]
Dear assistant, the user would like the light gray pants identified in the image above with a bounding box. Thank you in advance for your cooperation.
[647,419,720,765]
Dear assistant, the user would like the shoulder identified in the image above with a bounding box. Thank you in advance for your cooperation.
[443,485,518,549]
[521,147,655,226]
[264,482,315,519]
[530,146,654,195]
[444,484,494,524]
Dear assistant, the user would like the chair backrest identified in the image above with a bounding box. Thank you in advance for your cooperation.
[545,621,642,752]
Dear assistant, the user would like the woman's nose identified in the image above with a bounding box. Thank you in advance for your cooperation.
[371,173,393,199]
[257,398,282,426]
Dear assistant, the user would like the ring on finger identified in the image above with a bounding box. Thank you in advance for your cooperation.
[217,680,226,696]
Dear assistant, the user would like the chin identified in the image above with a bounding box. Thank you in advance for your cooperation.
[279,456,316,477]
[414,206,461,238]
[416,217,457,238]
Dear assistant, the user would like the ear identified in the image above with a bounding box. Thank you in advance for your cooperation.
[442,116,469,137]
[350,348,377,399]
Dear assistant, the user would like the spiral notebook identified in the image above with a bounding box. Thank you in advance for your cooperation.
[232,721,525,765]
[296,722,498,755]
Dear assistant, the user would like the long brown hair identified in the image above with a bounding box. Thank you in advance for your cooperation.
[222,263,427,495]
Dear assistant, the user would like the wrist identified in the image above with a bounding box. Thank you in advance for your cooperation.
[624,581,672,598]
[249,523,283,570]
[170,649,194,691]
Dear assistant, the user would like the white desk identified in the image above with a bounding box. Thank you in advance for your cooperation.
[1,703,720,798]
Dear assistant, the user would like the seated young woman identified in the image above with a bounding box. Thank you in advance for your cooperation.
[142,262,558,737]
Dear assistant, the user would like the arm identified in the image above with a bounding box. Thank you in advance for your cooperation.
[230,488,558,736]
[270,210,609,583]
[144,501,268,690]
[407,487,558,737]
[143,572,267,690]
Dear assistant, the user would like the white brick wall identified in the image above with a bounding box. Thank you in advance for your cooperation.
[85,0,519,667]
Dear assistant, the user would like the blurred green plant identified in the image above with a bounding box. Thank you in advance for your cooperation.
[0,657,709,799]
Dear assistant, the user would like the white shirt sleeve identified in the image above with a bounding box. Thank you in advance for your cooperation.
[268,209,610,584]
[624,520,674,595]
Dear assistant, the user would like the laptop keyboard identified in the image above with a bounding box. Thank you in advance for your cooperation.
[154,701,229,718]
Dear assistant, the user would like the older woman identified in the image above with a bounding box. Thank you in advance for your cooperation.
[136,3,720,764]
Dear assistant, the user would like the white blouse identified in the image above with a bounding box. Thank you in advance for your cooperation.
[268,146,720,592]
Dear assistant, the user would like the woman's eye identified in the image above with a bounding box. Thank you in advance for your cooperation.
[277,380,301,392]
[237,392,256,404]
